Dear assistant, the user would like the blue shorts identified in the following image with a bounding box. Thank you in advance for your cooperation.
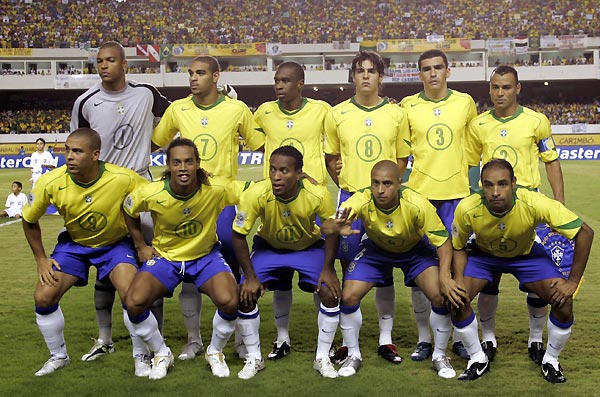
[344,239,438,287]
[336,189,365,261]
[464,242,565,291]
[241,236,328,293]
[536,224,574,278]
[430,199,460,233]
[51,232,137,287]
[139,245,233,297]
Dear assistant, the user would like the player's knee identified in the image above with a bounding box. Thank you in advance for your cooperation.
[213,290,238,314]
[318,289,338,308]
[125,289,150,317]
[33,287,60,308]
[341,289,361,307]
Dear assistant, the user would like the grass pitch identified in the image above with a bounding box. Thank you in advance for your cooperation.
[0,162,598,397]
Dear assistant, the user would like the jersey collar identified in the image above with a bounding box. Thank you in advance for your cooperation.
[164,178,200,201]
[68,161,105,188]
[192,93,225,110]
[371,187,403,214]
[350,96,388,112]
[490,105,523,123]
[419,88,452,103]
[481,188,518,218]
[277,97,307,115]
[275,179,303,203]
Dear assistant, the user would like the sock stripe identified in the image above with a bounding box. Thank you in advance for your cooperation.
[128,309,150,324]
[340,303,360,314]
[319,303,340,316]
[35,304,59,315]
[218,309,237,321]
[238,306,259,319]
[549,312,573,329]
[452,310,475,328]
[431,305,450,315]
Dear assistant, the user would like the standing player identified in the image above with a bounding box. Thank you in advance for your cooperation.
[253,61,332,359]
[322,160,456,378]
[70,40,171,363]
[152,55,264,361]
[324,51,411,365]
[400,49,477,361]
[232,146,340,379]
[466,65,565,364]
[22,128,147,376]
[123,138,241,379]
[444,159,593,383]
[29,137,56,187]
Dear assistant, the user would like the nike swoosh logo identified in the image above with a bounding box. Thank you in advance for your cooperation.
[181,108,189,111]
[474,214,483,218]
[265,111,272,114]
[157,200,166,205]
[126,254,134,259]
[532,314,546,318]
[94,101,104,107]
[410,103,419,107]
[274,314,288,319]
[341,110,350,114]
[267,198,277,202]
[320,328,335,334]
[58,186,67,190]
[479,122,488,126]
[476,362,488,376]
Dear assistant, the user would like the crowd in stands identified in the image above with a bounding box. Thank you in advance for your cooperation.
[1,0,599,48]
[1,99,598,136]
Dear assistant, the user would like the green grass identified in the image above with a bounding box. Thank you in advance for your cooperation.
[1,162,599,397]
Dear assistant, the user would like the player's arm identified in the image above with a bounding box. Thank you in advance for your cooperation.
[451,248,468,293]
[324,154,341,187]
[550,222,593,307]
[317,235,341,301]
[124,212,159,262]
[232,231,264,309]
[438,240,468,309]
[22,220,60,286]
[396,157,409,178]
[544,159,565,204]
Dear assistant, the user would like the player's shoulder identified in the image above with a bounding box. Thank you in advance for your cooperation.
[305,97,332,111]
[470,110,493,124]
[399,92,421,106]
[300,179,330,197]
[103,162,145,181]
[457,190,485,210]
[73,83,103,104]
[331,98,353,112]
[449,88,475,102]
[223,95,251,111]
[520,106,550,122]
[255,100,278,115]
[38,166,68,186]
[169,95,193,107]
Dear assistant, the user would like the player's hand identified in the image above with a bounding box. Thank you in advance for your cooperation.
[137,245,160,262]
[440,276,469,309]
[549,278,576,308]
[335,159,343,176]
[301,172,319,185]
[385,96,399,105]
[37,257,61,287]
[316,269,341,301]
[240,277,264,308]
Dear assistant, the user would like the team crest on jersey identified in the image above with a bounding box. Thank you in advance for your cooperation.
[235,211,247,227]
[124,196,133,210]
[286,120,294,129]
[201,117,208,126]
[433,108,441,117]
[498,223,506,230]
[500,129,508,137]
[117,104,125,115]
[386,221,393,229]
[183,207,191,215]
[85,195,93,203]
[283,210,291,217]
[365,118,373,127]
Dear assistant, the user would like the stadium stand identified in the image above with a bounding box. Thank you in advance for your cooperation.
[0,0,599,47]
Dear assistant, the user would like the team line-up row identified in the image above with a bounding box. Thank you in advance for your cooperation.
[22,41,593,384]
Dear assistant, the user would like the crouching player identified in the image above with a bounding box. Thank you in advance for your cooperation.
[232,146,341,379]
[123,138,241,379]
[443,159,593,383]
[322,160,456,378]
[22,128,147,376]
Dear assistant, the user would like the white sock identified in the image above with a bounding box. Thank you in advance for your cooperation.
[207,310,236,354]
[273,289,292,344]
[453,313,486,363]
[179,282,203,344]
[237,307,262,360]
[316,304,340,359]
[477,292,498,346]
[411,287,431,344]
[543,315,572,365]
[340,305,362,360]
[527,293,548,346]
[94,280,115,343]
[430,308,452,360]
[122,308,149,357]
[376,285,395,346]
[150,297,165,335]
[126,310,169,357]
[36,305,68,358]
